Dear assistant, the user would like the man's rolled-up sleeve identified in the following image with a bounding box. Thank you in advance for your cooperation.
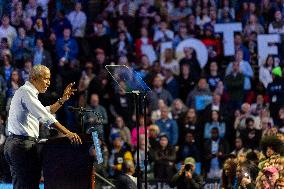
[45,106,51,113]
[23,90,58,127]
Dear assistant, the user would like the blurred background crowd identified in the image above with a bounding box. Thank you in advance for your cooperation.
[0,0,284,188]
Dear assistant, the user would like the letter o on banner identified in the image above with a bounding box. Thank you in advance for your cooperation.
[176,38,208,68]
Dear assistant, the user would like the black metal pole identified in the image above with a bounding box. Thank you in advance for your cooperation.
[143,94,148,189]
[79,108,85,133]
[134,93,141,189]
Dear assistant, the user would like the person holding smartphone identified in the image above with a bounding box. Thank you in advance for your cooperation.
[236,162,257,189]
[170,157,202,189]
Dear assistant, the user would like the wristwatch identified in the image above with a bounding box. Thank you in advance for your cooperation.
[57,98,65,105]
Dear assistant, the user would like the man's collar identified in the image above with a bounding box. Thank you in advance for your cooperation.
[26,81,39,95]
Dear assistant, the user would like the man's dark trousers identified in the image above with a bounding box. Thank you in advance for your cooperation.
[4,136,41,189]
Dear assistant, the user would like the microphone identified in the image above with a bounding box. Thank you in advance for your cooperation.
[67,106,94,112]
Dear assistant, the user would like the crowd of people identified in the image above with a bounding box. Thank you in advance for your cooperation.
[0,0,284,188]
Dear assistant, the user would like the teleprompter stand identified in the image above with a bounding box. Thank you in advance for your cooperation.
[106,65,151,189]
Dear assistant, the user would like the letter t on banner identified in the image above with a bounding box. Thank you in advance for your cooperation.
[214,23,242,56]
[257,34,280,66]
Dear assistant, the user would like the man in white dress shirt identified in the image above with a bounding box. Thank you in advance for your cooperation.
[4,65,82,189]
[0,15,17,48]
[67,2,87,38]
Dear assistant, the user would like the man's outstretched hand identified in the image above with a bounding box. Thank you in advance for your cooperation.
[62,82,77,101]
[66,132,82,144]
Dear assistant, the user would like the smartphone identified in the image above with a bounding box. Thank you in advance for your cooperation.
[244,172,251,180]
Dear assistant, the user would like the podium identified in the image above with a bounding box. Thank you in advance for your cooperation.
[40,135,94,189]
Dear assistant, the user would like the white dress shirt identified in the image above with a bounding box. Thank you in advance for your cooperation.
[160,59,180,75]
[7,81,57,138]
[268,22,284,34]
[67,11,87,37]
[259,66,273,88]
[153,29,174,42]
[37,0,49,18]
[126,174,137,184]
[0,25,17,47]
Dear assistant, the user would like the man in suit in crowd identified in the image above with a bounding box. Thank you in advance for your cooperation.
[115,160,137,189]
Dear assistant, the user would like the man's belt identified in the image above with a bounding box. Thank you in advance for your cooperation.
[9,133,38,142]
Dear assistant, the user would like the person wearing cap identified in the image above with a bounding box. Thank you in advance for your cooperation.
[170,157,202,189]
[267,66,284,120]
[264,166,280,189]
[108,133,133,177]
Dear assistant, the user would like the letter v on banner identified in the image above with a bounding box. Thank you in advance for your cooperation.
[92,131,103,164]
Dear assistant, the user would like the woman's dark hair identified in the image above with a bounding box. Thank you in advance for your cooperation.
[1,37,8,43]
[0,113,6,123]
[3,53,12,63]
[185,131,195,138]
[246,151,258,164]
[237,161,258,181]
[222,157,237,188]
[158,133,173,149]
[159,133,169,140]
[234,32,243,40]
[245,117,254,125]
[210,110,222,122]
[36,37,44,43]
[1,14,9,20]
[183,108,197,124]
[263,55,274,68]
[260,136,284,156]
[189,48,197,60]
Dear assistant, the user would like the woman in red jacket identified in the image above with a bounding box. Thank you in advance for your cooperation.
[135,27,156,65]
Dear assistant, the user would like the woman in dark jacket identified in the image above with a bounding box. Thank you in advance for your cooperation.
[151,133,176,181]
[221,157,238,189]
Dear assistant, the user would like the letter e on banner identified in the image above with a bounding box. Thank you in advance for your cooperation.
[257,34,280,65]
